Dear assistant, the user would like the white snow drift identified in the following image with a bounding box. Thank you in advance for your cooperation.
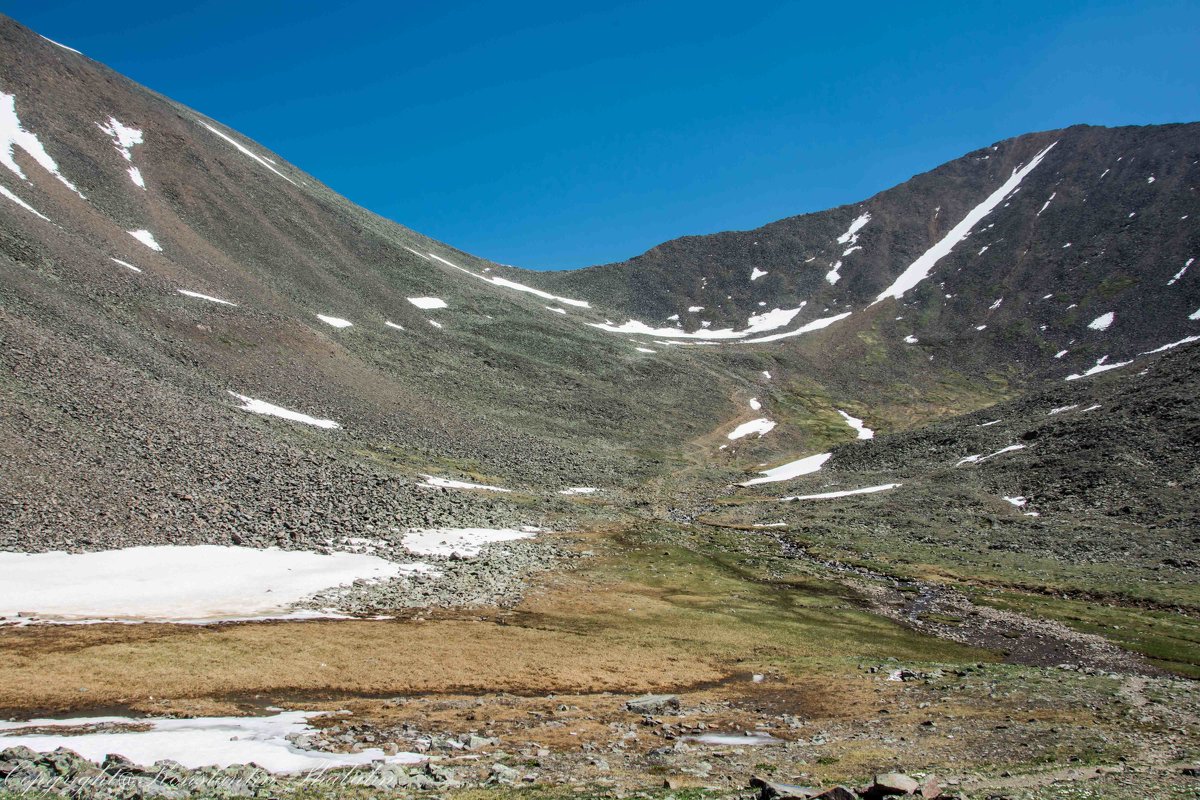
[418,475,511,492]
[590,305,810,341]
[407,296,448,310]
[874,142,1057,303]
[1,91,85,197]
[200,121,297,185]
[1065,355,1133,381]
[836,409,874,439]
[96,117,145,189]
[128,228,162,251]
[401,528,536,558]
[111,257,141,272]
[836,212,871,245]
[0,545,404,624]
[0,712,424,772]
[179,289,236,306]
[229,392,341,429]
[782,483,901,501]
[0,184,49,220]
[315,314,353,328]
[428,252,590,308]
[739,452,832,487]
[727,418,776,440]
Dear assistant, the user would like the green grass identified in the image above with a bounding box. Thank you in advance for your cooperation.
[584,523,995,674]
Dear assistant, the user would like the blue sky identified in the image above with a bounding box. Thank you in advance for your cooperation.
[5,1,1198,269]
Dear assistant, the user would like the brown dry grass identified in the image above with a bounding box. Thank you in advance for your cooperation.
[0,614,721,716]
[0,527,984,719]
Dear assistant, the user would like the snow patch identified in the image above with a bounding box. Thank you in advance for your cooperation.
[1140,335,1200,355]
[97,117,145,189]
[179,289,236,306]
[39,35,82,54]
[315,314,352,328]
[836,409,874,440]
[128,229,161,251]
[110,257,141,273]
[591,305,811,342]
[1066,356,1132,381]
[874,142,1056,303]
[956,444,1026,467]
[739,453,831,487]
[98,118,143,161]
[407,297,447,310]
[1168,258,1193,285]
[741,311,851,344]
[559,487,598,496]
[0,712,425,772]
[426,252,590,307]
[0,545,401,624]
[836,212,871,245]
[1087,311,1114,331]
[200,121,297,185]
[825,261,843,285]
[418,475,511,492]
[750,267,768,281]
[401,528,535,558]
[782,483,900,501]
[728,418,776,440]
[0,184,49,220]
[0,92,84,197]
[230,392,340,429]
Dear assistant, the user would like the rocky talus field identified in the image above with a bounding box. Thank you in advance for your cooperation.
[0,13,1197,800]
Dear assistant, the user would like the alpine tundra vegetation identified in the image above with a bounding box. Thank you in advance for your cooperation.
[0,8,1198,800]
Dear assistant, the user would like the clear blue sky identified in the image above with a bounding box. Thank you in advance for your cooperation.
[5,1,1198,269]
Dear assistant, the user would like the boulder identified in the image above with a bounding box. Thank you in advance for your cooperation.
[868,773,920,796]
[813,787,858,800]
[625,694,680,714]
[750,776,824,799]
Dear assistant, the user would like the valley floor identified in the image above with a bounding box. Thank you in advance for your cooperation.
[1,522,1197,798]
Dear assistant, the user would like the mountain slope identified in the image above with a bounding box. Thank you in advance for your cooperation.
[1,12,1198,560]
[0,16,753,548]
[531,123,1199,376]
